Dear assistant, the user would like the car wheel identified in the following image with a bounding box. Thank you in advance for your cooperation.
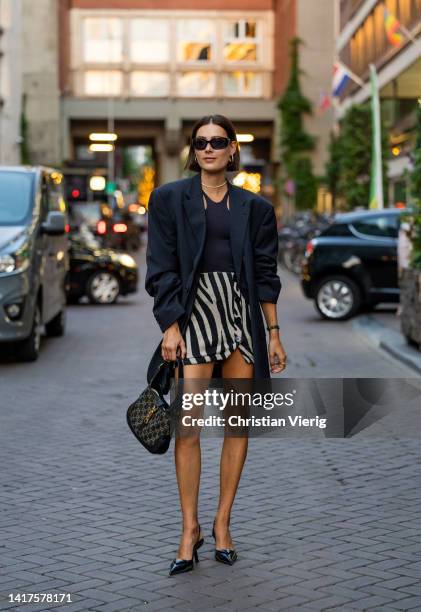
[314,275,361,321]
[45,309,66,337]
[87,271,120,304]
[16,303,42,362]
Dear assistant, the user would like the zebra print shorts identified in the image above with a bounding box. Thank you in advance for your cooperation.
[182,271,254,366]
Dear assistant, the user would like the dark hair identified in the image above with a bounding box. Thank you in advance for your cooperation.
[184,114,240,173]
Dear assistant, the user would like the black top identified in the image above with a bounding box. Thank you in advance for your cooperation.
[198,189,235,273]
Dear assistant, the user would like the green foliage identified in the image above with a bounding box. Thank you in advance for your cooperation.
[290,157,318,211]
[410,105,421,200]
[325,103,389,209]
[122,149,140,190]
[404,105,421,269]
[277,37,317,209]
[325,131,342,205]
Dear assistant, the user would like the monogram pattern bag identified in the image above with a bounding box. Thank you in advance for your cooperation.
[126,356,183,454]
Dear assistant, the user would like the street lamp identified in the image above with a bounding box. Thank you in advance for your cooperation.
[89,133,118,142]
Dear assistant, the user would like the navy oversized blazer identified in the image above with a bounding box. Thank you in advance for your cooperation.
[145,171,282,381]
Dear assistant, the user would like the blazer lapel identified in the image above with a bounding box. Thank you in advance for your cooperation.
[183,172,250,282]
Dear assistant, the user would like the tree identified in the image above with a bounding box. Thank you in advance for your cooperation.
[410,104,421,201]
[277,37,317,210]
[407,104,421,268]
[122,148,140,191]
[325,103,389,210]
[325,131,342,209]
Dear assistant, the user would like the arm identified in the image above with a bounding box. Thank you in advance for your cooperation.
[253,205,286,373]
[145,188,186,334]
[253,205,282,304]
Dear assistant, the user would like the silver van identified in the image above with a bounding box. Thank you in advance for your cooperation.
[0,166,69,361]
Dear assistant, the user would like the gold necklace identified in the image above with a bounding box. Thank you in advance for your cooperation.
[201,180,227,188]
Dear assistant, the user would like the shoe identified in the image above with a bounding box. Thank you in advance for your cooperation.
[212,519,238,565]
[169,524,204,576]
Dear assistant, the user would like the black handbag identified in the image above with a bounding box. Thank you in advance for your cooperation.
[126,356,183,455]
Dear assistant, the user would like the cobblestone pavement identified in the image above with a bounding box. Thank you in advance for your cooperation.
[1,251,420,612]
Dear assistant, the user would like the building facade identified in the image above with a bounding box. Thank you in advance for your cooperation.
[21,0,61,166]
[58,0,279,202]
[55,0,336,210]
[275,0,336,179]
[337,0,421,205]
[0,0,22,166]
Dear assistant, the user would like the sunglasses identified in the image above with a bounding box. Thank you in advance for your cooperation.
[192,136,232,150]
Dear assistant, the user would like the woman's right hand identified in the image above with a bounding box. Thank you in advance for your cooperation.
[162,321,187,362]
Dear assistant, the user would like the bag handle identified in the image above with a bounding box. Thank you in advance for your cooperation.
[149,355,184,392]
[150,311,190,391]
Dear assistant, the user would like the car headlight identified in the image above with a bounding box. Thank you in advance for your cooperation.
[0,249,29,273]
[0,255,15,273]
[118,254,137,268]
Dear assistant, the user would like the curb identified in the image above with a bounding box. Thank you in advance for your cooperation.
[352,314,421,375]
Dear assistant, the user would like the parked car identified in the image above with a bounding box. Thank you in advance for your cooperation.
[66,225,138,304]
[68,200,113,240]
[300,208,408,321]
[108,207,141,251]
[69,200,141,252]
[0,166,68,361]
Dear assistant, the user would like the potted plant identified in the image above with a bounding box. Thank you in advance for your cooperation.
[400,202,421,348]
[399,106,421,348]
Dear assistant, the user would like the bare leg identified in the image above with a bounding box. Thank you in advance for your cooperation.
[174,361,214,558]
[214,348,253,549]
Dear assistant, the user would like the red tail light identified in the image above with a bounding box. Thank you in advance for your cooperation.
[305,240,314,256]
[97,220,107,235]
[65,223,70,233]
[113,223,128,233]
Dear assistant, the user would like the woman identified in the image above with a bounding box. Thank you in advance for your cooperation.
[145,114,287,575]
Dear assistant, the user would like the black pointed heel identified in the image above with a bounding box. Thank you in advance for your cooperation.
[212,520,238,565]
[169,525,204,576]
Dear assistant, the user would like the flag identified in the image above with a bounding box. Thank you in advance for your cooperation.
[369,64,384,210]
[317,91,332,113]
[332,62,350,97]
[384,7,404,47]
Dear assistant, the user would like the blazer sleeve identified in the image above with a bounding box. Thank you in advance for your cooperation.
[253,204,282,304]
[145,188,186,333]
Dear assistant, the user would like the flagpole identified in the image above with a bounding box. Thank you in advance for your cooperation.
[340,62,365,88]
[369,63,384,210]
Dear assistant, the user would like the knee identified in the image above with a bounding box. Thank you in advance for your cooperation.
[175,434,201,449]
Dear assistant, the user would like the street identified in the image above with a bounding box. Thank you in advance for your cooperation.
[1,245,421,612]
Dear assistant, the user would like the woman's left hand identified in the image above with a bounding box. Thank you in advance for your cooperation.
[268,337,287,374]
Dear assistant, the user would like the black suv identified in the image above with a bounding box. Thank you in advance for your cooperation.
[300,208,408,320]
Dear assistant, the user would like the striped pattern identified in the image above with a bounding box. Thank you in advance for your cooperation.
[183,271,254,366]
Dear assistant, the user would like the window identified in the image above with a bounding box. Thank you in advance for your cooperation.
[83,18,123,63]
[84,71,122,96]
[223,71,262,96]
[0,172,33,225]
[223,20,258,62]
[176,72,216,96]
[130,19,170,63]
[131,71,170,96]
[321,223,352,237]
[177,20,215,62]
[351,215,399,238]
[74,13,270,98]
